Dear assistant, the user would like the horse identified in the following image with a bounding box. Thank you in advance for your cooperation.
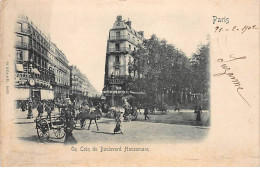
[75,107,102,130]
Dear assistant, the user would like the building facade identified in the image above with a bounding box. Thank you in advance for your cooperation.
[49,43,70,99]
[70,65,97,99]
[15,15,54,102]
[15,15,70,102]
[102,16,144,106]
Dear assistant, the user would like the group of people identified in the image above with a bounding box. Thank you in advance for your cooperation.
[36,101,55,119]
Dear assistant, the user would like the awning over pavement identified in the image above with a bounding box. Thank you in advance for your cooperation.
[16,64,24,72]
[32,68,41,75]
[15,88,29,100]
[41,89,54,100]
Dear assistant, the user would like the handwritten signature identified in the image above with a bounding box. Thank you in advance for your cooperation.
[213,54,251,107]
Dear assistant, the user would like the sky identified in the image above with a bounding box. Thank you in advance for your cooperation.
[12,0,210,93]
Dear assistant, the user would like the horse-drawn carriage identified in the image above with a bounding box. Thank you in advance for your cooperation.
[105,106,138,122]
[35,115,66,142]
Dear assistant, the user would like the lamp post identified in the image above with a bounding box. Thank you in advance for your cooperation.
[111,73,115,106]
[27,58,35,119]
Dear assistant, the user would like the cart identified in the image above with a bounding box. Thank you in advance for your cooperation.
[35,115,66,142]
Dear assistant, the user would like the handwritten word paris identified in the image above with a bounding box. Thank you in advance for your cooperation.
[213,54,251,107]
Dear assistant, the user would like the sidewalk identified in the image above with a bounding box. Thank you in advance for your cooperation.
[15,108,60,123]
[136,109,210,126]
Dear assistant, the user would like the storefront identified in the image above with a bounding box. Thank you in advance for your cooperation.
[102,90,129,107]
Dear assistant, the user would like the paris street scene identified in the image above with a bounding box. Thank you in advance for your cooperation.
[14,14,210,144]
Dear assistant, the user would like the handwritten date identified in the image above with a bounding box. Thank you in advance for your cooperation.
[215,25,258,34]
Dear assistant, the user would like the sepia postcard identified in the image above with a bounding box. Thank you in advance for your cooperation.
[0,0,259,167]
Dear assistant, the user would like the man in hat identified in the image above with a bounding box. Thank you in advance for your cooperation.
[37,101,44,117]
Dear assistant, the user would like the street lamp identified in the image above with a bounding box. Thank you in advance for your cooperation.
[27,58,35,119]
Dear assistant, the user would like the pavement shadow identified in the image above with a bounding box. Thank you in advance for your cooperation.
[19,135,64,144]
[94,131,115,135]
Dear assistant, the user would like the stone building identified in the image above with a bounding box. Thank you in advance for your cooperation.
[49,43,70,99]
[102,16,144,106]
[70,65,97,99]
[15,15,54,102]
[14,15,70,102]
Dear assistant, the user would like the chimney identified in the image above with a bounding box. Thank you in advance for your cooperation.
[138,31,144,37]
[126,20,132,27]
[116,15,122,22]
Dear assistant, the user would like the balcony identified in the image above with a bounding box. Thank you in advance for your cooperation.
[113,62,121,67]
[16,72,30,79]
[108,35,138,45]
[15,41,30,49]
[15,27,31,35]
[108,78,125,85]
[107,47,132,53]
[106,75,128,85]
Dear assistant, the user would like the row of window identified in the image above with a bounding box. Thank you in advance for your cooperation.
[16,22,51,49]
[114,28,142,43]
[113,43,136,51]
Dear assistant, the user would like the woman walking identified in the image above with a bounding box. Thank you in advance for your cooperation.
[114,109,124,134]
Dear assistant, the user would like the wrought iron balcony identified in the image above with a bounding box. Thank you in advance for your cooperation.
[15,27,31,34]
[108,35,139,45]
[108,78,125,85]
[113,62,121,67]
[16,72,30,79]
[15,41,29,48]
[107,47,132,53]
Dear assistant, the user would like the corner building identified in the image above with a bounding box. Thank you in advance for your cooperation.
[103,16,144,106]
[14,15,70,102]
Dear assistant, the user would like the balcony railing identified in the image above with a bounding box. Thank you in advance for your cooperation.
[108,78,125,85]
[16,72,30,79]
[15,27,31,34]
[113,62,121,67]
[15,41,29,48]
[109,35,139,45]
[107,47,132,53]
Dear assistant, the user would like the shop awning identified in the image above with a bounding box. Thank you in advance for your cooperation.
[41,89,54,100]
[130,91,147,98]
[15,88,29,100]
[32,68,40,75]
[16,64,24,72]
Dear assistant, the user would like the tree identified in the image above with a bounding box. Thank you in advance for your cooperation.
[128,34,191,105]
[190,43,210,94]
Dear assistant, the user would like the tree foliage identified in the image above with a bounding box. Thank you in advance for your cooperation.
[127,34,210,104]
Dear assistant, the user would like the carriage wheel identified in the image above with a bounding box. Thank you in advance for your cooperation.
[36,119,50,142]
[54,127,65,139]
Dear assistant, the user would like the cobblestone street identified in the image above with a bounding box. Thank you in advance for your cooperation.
[15,108,209,144]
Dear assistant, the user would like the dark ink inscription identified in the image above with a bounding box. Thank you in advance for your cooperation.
[215,25,258,34]
[213,54,251,107]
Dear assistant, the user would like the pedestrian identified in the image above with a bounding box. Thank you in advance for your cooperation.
[37,101,44,117]
[64,118,77,145]
[195,105,202,121]
[144,107,149,120]
[21,101,26,112]
[114,109,124,134]
[46,103,52,120]
[28,101,33,117]
[174,102,180,112]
